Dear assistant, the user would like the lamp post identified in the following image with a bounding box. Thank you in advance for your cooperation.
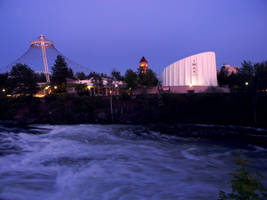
[110,89,113,122]
[115,84,118,95]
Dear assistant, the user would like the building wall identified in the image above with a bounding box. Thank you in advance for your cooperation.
[162,86,230,93]
[162,52,218,86]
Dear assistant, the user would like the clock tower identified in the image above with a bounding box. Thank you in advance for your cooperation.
[139,56,148,74]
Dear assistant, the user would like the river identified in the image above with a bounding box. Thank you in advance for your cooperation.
[0,124,267,200]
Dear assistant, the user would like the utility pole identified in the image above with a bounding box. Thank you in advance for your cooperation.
[110,89,114,122]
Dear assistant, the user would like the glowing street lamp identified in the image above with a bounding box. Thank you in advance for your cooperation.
[2,88,6,92]
[245,82,249,86]
[87,85,93,90]
[54,86,58,89]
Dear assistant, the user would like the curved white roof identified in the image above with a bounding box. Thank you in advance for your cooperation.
[162,52,218,86]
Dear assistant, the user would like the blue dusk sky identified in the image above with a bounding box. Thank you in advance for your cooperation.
[0,0,266,75]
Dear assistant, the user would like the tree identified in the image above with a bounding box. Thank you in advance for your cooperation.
[124,69,138,89]
[239,61,255,91]
[138,69,158,87]
[35,73,46,82]
[67,68,74,79]
[111,70,124,81]
[90,72,103,95]
[229,60,267,92]
[88,72,95,79]
[0,73,8,86]
[218,61,267,92]
[218,155,267,200]
[217,67,229,87]
[9,64,38,95]
[241,61,255,78]
[75,72,87,80]
[0,73,9,94]
[254,61,267,91]
[51,55,74,92]
[51,55,74,85]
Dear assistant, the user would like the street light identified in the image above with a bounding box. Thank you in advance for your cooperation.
[87,85,93,90]
[54,86,58,89]
[245,82,249,86]
[2,88,6,92]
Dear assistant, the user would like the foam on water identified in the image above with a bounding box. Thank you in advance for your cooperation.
[0,124,267,200]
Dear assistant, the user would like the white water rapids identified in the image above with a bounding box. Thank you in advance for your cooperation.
[0,124,267,200]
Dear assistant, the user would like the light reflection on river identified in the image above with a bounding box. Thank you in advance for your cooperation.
[0,124,266,200]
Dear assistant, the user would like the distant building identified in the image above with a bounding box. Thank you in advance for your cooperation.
[74,77,124,88]
[221,64,239,76]
[139,56,148,73]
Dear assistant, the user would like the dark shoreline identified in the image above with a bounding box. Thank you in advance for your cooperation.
[1,93,267,145]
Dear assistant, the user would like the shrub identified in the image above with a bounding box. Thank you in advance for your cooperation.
[218,154,267,200]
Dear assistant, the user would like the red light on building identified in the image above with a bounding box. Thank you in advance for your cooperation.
[139,56,148,74]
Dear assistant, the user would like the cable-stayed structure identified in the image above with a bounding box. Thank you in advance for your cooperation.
[1,35,92,81]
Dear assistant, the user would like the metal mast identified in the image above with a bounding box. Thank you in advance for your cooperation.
[40,35,50,83]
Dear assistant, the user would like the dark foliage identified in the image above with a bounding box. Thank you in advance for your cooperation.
[51,55,74,85]
[51,55,74,92]
[124,69,138,89]
[35,73,46,82]
[111,70,124,81]
[0,73,9,94]
[75,72,87,80]
[219,155,267,200]
[9,64,38,95]
[218,61,267,92]
[138,69,158,86]
[1,93,267,128]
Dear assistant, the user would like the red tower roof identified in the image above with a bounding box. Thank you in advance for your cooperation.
[140,56,148,63]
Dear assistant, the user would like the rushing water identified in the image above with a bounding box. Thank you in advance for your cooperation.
[0,124,267,200]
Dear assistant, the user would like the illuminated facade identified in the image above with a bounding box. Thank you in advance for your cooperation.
[162,52,218,87]
[139,56,148,73]
[2,35,91,82]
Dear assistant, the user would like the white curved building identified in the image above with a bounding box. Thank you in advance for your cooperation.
[162,52,218,87]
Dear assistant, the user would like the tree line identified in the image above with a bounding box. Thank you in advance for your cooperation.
[0,55,159,96]
[1,55,267,96]
[217,61,267,92]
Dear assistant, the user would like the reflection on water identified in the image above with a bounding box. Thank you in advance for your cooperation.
[0,124,266,200]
